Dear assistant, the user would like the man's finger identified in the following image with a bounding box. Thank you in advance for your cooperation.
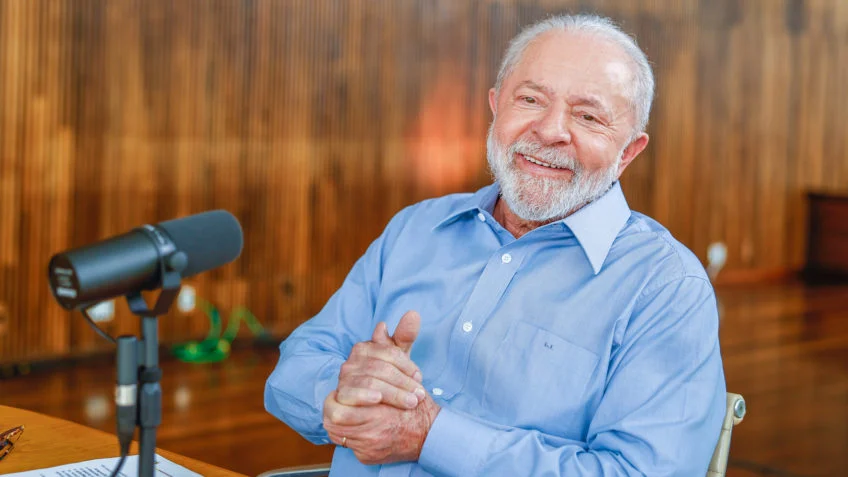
[350,341,421,379]
[371,321,392,345]
[335,385,383,406]
[326,429,346,448]
[369,321,422,382]
[338,375,423,409]
[392,310,420,353]
[324,397,379,426]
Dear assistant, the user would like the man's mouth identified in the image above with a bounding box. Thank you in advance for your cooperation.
[518,153,568,170]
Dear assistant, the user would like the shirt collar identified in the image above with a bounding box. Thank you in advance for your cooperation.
[433,183,501,229]
[562,181,631,275]
[434,181,631,274]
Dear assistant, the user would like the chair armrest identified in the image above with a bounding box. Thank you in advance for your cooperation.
[707,393,746,477]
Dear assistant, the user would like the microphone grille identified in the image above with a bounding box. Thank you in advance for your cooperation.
[157,210,244,277]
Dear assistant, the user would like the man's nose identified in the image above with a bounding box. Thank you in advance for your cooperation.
[531,105,572,146]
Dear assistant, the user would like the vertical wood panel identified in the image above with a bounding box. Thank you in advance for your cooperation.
[1,0,847,363]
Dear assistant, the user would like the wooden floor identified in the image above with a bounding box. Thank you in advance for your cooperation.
[2,281,847,477]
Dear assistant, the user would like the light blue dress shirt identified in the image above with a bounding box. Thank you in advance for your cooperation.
[265,182,726,476]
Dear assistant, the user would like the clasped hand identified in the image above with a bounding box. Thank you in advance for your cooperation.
[323,310,440,465]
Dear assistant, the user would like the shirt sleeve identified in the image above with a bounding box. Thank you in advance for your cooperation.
[419,276,726,476]
[263,207,412,444]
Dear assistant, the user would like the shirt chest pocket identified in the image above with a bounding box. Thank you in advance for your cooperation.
[481,320,600,436]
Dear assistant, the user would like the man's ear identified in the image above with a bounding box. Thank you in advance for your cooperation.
[617,132,649,177]
[488,88,498,116]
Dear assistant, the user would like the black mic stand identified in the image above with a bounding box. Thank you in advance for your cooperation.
[116,248,187,477]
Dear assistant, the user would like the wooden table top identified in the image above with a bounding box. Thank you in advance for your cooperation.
[0,405,247,476]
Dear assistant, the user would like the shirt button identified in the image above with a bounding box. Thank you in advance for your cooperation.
[501,253,512,264]
[477,212,486,222]
[432,387,444,396]
[462,321,473,332]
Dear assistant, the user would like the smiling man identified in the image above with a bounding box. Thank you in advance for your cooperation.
[266,14,726,477]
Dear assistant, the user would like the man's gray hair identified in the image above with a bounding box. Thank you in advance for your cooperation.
[494,14,655,133]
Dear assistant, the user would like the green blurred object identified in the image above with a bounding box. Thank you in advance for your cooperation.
[171,299,270,363]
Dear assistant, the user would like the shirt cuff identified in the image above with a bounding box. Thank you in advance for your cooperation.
[312,360,342,444]
[418,407,499,477]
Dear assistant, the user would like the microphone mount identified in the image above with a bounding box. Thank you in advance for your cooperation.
[113,226,187,477]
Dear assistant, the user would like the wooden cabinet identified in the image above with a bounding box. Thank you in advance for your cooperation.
[805,192,848,281]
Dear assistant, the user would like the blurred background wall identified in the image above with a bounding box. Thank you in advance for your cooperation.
[1,0,847,364]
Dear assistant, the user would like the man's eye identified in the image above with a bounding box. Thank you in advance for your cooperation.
[521,96,537,104]
[581,114,596,122]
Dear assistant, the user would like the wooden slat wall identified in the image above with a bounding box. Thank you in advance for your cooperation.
[1,0,847,363]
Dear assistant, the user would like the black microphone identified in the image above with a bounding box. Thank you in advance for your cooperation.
[47,210,243,310]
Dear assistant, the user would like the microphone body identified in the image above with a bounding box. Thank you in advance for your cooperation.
[48,210,243,310]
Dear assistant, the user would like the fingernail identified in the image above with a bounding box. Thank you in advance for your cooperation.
[413,371,422,382]
[405,394,418,408]
[369,390,382,403]
[414,387,426,400]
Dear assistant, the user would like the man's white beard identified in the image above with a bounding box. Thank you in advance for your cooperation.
[486,123,623,222]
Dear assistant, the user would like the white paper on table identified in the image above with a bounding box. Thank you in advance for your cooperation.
[2,454,204,477]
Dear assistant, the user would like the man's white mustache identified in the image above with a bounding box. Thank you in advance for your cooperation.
[508,141,582,174]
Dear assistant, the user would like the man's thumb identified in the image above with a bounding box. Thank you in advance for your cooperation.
[392,310,421,353]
